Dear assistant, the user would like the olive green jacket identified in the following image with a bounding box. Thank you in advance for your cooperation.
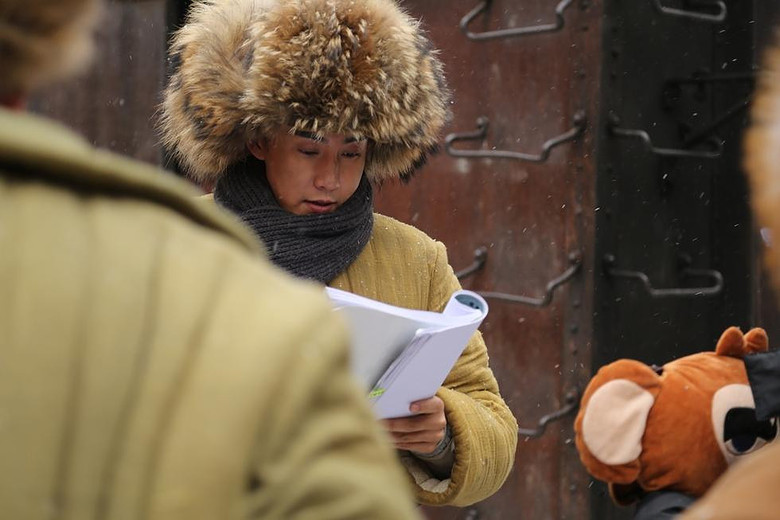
[0,108,421,520]
[330,214,519,507]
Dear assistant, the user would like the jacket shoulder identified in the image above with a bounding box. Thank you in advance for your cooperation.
[372,213,440,252]
[0,109,258,252]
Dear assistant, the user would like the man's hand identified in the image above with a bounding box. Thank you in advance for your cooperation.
[382,396,447,454]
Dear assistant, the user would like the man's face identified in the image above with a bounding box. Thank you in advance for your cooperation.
[249,129,368,215]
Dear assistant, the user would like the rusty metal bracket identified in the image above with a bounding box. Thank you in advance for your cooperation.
[653,0,726,23]
[445,111,586,163]
[460,0,574,41]
[518,388,580,438]
[479,252,581,307]
[608,114,722,159]
[602,254,724,297]
[455,247,489,280]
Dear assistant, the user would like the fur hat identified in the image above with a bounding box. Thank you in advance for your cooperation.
[158,0,451,184]
[0,0,100,97]
[746,37,780,295]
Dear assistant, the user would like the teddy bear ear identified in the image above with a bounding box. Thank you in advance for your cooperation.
[744,328,769,354]
[715,326,747,358]
[575,360,661,486]
[716,326,769,357]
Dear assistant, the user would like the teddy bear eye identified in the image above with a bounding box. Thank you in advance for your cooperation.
[725,435,766,456]
[723,408,777,456]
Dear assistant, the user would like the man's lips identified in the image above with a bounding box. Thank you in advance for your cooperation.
[304,200,337,213]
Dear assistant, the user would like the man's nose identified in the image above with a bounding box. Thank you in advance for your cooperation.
[314,157,341,190]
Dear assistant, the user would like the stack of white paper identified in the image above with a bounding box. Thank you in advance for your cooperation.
[325,287,488,419]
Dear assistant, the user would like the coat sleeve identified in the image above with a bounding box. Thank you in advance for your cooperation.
[402,241,518,507]
[244,302,423,520]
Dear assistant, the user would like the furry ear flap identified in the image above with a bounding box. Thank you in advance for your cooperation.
[716,326,769,358]
[575,360,661,486]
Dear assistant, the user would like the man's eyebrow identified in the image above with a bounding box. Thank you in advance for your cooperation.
[294,131,325,142]
[293,131,364,144]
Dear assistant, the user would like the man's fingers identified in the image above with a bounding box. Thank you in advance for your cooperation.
[409,396,444,414]
[396,441,439,453]
[390,429,444,445]
[382,417,416,433]
[383,413,446,433]
[383,397,446,432]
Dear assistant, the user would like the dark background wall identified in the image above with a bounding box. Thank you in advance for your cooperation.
[30,0,780,518]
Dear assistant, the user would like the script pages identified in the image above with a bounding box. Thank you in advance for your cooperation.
[325,287,489,419]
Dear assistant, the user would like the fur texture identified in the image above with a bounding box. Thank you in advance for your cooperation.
[746,37,780,297]
[0,0,100,97]
[159,0,451,184]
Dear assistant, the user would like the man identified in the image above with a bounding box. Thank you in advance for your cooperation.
[0,1,421,518]
[158,0,519,506]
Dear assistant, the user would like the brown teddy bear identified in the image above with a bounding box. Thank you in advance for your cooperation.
[574,327,779,513]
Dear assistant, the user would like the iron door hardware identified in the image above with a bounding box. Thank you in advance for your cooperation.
[455,247,489,280]
[446,111,586,163]
[602,254,724,297]
[661,72,755,149]
[664,71,756,91]
[681,99,749,149]
[460,0,574,41]
[518,389,580,438]
[608,114,722,159]
[652,0,726,23]
[480,252,582,307]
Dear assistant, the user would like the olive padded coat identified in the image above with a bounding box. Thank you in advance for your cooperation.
[0,108,421,520]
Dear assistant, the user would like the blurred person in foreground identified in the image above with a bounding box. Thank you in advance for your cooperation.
[679,34,780,520]
[0,1,421,518]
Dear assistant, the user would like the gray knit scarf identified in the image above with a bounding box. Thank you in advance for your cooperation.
[214,158,374,284]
